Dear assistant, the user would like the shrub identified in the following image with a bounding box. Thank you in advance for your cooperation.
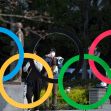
[67,87,88,105]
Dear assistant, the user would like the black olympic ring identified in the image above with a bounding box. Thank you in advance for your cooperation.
[33,27,84,83]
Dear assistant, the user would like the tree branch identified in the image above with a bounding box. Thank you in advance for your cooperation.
[0,17,43,38]
[0,13,53,23]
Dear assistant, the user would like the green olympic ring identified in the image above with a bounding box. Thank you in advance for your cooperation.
[58,54,111,110]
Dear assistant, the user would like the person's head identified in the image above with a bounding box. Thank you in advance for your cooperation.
[16,22,23,29]
[50,48,56,58]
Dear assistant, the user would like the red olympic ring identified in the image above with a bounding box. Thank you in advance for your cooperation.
[89,30,111,84]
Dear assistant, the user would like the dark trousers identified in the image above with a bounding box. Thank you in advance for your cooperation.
[26,79,41,109]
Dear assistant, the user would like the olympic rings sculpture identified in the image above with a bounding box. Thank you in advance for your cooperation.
[1,27,111,110]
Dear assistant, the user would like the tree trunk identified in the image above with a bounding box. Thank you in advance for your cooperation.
[82,0,90,80]
[10,18,22,83]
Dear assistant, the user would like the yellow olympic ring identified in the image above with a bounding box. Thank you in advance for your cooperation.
[0,53,53,109]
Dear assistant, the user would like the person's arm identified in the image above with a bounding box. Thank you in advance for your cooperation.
[23,62,30,72]
[34,60,43,72]
[45,53,52,58]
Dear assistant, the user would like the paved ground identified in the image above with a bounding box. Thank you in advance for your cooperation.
[0,84,25,111]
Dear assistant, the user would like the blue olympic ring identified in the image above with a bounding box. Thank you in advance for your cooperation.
[0,27,24,81]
